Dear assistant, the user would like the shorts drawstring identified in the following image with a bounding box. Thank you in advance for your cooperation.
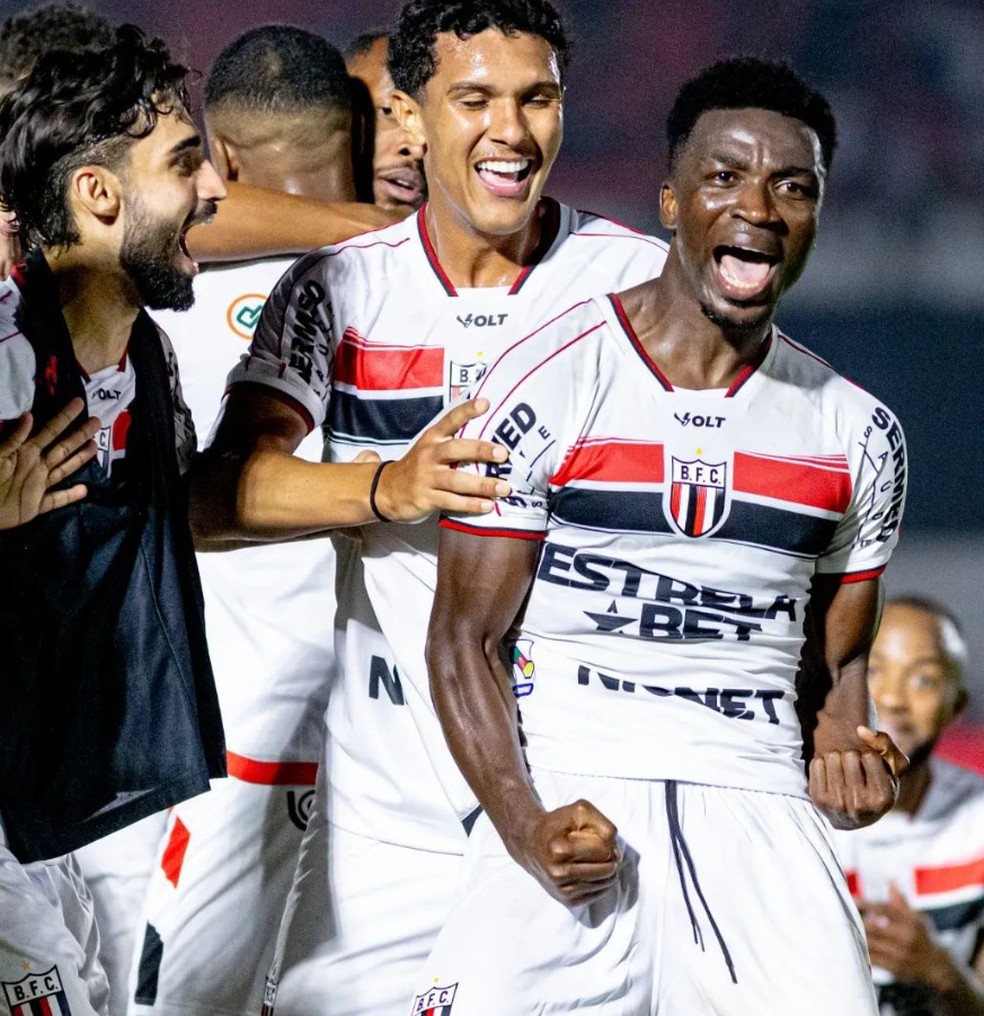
[665,780,738,984]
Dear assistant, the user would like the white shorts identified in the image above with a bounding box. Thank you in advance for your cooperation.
[265,769,460,1016]
[0,845,109,1016]
[412,771,878,1016]
[128,774,316,1016]
[74,815,169,1016]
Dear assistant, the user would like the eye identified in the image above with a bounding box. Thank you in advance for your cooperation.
[712,169,737,184]
[910,673,940,692]
[524,94,555,108]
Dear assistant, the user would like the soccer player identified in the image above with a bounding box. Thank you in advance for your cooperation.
[125,27,358,1016]
[345,31,425,210]
[420,56,908,1014]
[0,26,226,1016]
[834,597,984,1016]
[191,2,669,1011]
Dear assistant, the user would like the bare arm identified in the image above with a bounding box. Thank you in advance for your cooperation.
[185,182,404,263]
[802,575,907,829]
[188,388,510,545]
[426,527,622,908]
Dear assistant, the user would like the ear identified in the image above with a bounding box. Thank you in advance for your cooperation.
[659,180,678,231]
[206,133,237,182]
[391,90,426,148]
[69,165,124,226]
[952,685,969,721]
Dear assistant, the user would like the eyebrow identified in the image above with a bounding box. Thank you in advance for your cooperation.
[167,134,202,160]
[446,80,562,98]
[706,151,816,178]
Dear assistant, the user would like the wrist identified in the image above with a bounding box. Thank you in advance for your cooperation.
[923,945,962,995]
[368,461,392,523]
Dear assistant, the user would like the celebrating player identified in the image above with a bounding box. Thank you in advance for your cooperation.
[0,26,225,1016]
[420,56,907,1014]
[834,596,984,1015]
[126,27,358,1016]
[191,1,668,1011]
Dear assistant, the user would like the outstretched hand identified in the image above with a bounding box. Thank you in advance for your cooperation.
[809,725,908,830]
[0,398,100,530]
[372,397,511,523]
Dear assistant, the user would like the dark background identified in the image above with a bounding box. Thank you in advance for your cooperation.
[4,0,982,714]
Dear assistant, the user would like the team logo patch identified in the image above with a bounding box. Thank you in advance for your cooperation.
[286,788,315,831]
[226,293,268,340]
[665,455,731,538]
[447,360,487,402]
[511,639,536,698]
[3,966,73,1016]
[411,983,458,1015]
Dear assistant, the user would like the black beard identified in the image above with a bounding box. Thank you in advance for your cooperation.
[699,298,769,335]
[119,200,195,312]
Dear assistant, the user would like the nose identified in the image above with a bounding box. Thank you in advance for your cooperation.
[488,98,529,148]
[732,179,779,227]
[397,132,424,163]
[871,680,906,716]
[197,159,228,202]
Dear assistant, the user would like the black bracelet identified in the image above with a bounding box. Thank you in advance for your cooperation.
[369,460,392,523]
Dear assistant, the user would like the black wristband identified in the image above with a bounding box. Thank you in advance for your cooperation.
[369,460,392,523]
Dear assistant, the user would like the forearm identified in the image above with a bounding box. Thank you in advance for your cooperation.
[928,955,984,1016]
[186,182,402,262]
[189,449,380,543]
[812,656,872,755]
[427,629,544,848]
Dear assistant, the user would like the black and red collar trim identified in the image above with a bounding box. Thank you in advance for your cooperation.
[609,292,772,398]
[416,197,562,297]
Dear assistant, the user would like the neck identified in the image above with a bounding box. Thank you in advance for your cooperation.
[894,753,934,817]
[42,246,140,374]
[423,195,545,289]
[619,248,773,390]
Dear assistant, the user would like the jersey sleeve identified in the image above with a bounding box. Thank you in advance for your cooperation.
[225,251,336,432]
[158,327,197,476]
[815,399,907,580]
[440,306,596,541]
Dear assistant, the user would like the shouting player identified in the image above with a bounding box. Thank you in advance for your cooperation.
[191,1,668,1011]
[421,56,907,1014]
[834,596,984,1016]
[127,27,359,1016]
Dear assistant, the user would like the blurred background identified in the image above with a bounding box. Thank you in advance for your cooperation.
[2,0,982,728]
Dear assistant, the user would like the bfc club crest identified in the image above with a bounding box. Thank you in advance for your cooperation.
[665,455,731,538]
[447,360,487,402]
[411,982,458,1015]
[3,966,73,1016]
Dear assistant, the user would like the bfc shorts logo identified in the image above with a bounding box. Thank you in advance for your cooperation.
[447,360,487,402]
[3,966,72,1016]
[411,983,458,1015]
[226,293,268,340]
[511,639,536,698]
[665,456,731,538]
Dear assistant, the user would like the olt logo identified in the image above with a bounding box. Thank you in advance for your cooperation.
[227,293,268,340]
[456,312,507,329]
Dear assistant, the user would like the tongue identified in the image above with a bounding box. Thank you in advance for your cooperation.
[720,253,771,287]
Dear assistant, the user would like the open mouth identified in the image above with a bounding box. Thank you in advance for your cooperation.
[377,167,425,206]
[474,157,533,198]
[713,245,780,300]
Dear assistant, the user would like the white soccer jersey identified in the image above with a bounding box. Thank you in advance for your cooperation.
[154,259,334,766]
[229,201,669,849]
[445,294,907,794]
[833,758,984,994]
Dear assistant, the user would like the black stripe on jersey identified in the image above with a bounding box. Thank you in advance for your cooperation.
[551,487,837,556]
[923,895,984,933]
[327,389,444,446]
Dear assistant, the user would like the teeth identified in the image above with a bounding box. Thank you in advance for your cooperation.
[477,159,530,174]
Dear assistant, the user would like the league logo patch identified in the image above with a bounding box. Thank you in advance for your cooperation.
[286,788,316,831]
[411,983,458,1015]
[511,639,536,699]
[447,360,487,402]
[665,455,731,538]
[226,293,268,340]
[3,966,72,1016]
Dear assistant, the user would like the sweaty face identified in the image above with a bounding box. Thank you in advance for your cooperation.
[867,605,965,763]
[411,28,563,237]
[347,37,425,210]
[118,108,225,310]
[661,107,824,333]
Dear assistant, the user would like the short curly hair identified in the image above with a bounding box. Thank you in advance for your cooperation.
[0,3,115,93]
[667,56,837,174]
[0,24,190,248]
[388,0,571,98]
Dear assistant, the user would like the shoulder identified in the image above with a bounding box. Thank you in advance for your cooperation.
[925,758,984,823]
[559,206,669,273]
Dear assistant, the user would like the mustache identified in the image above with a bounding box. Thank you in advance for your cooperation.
[184,200,218,230]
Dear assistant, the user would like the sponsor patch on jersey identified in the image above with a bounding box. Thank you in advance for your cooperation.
[511,639,536,698]
[3,965,72,1016]
[226,293,268,340]
[665,455,731,538]
[447,359,487,402]
[411,982,458,1015]
[286,788,315,831]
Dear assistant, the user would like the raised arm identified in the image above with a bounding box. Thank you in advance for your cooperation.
[801,575,907,829]
[426,526,621,908]
[185,181,404,263]
[188,389,510,545]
